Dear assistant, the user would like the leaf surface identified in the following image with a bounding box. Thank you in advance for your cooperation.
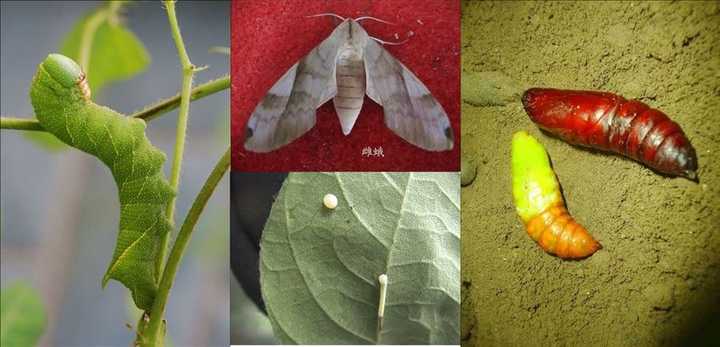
[60,3,150,94]
[260,172,460,344]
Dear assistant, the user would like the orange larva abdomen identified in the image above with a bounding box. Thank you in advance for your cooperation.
[525,204,601,259]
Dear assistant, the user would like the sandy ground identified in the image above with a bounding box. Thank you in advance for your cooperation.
[460,1,720,346]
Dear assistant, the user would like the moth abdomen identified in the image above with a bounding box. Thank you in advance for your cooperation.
[334,50,366,134]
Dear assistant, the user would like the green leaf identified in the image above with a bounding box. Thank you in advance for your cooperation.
[59,2,150,94]
[30,54,173,311]
[1,282,46,347]
[260,173,460,344]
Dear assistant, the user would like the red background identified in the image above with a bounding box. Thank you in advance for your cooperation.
[231,0,460,172]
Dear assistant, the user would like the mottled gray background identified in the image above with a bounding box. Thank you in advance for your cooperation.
[1,1,236,346]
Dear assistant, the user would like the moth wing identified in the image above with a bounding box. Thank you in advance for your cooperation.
[364,40,454,151]
[244,35,341,152]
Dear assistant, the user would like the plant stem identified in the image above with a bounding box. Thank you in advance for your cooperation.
[142,147,231,347]
[157,0,197,283]
[0,76,229,132]
[131,75,229,121]
[0,117,44,131]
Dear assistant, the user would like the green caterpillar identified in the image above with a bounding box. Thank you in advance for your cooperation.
[30,54,173,311]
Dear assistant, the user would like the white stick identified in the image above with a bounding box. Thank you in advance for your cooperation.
[377,273,388,338]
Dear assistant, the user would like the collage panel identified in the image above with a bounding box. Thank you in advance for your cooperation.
[1,1,230,346]
[231,0,460,172]
[460,1,720,346]
[231,172,460,345]
[2,1,720,347]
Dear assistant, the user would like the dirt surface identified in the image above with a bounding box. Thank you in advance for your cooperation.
[460,2,720,346]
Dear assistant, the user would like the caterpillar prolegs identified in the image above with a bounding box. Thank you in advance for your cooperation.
[30,54,174,310]
[511,131,601,259]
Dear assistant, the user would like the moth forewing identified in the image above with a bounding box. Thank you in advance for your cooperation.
[243,23,344,152]
[364,39,454,151]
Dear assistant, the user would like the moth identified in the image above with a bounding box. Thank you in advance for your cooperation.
[244,15,455,152]
[31,53,174,311]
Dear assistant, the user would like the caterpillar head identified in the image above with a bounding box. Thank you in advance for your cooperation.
[41,53,91,100]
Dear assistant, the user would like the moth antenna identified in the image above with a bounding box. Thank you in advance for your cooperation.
[370,36,409,46]
[306,13,346,21]
[355,16,396,26]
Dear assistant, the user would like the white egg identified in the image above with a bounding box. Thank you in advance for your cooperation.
[323,193,338,209]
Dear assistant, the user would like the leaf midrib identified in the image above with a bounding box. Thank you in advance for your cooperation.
[337,172,413,343]
[277,175,374,344]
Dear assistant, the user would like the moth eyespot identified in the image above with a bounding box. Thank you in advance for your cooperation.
[323,193,338,209]
[77,73,91,100]
[445,126,453,140]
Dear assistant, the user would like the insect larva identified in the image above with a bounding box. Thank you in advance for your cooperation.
[512,131,601,259]
[30,54,174,310]
[522,88,698,180]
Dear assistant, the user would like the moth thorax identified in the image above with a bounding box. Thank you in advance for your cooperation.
[334,47,366,135]
[77,73,91,100]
